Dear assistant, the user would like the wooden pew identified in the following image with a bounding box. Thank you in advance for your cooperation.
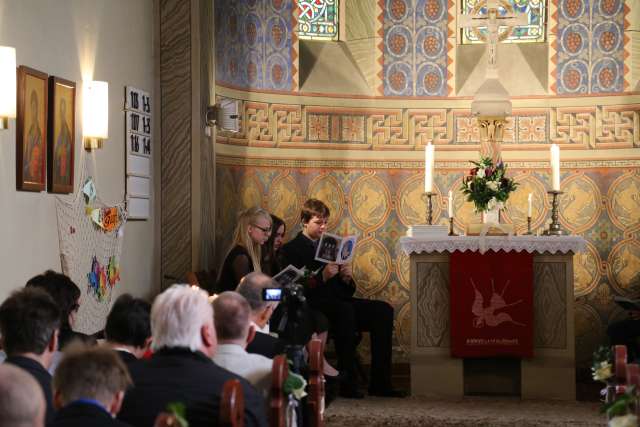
[627,363,640,417]
[308,338,324,427]
[607,345,629,404]
[221,379,244,427]
[270,354,287,427]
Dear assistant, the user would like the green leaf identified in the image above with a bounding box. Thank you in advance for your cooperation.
[166,402,189,427]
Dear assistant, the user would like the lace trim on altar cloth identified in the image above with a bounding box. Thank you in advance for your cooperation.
[399,235,586,255]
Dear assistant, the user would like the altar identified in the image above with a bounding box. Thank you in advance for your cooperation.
[400,235,586,400]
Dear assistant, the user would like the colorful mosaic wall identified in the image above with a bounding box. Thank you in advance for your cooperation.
[383,0,453,96]
[215,0,294,91]
[216,100,640,148]
[214,0,632,96]
[554,0,629,94]
[215,159,640,369]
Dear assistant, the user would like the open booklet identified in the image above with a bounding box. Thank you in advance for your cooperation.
[613,296,640,312]
[272,264,306,287]
[314,232,358,265]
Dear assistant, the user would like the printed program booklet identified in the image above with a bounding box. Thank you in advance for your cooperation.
[314,233,358,264]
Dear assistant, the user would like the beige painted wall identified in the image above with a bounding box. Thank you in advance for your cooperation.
[0,0,156,324]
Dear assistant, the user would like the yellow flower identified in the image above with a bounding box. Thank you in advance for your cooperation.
[592,361,613,381]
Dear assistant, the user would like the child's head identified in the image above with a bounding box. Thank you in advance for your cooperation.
[301,199,330,240]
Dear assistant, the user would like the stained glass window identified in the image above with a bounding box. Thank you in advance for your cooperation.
[298,0,339,41]
[461,0,546,44]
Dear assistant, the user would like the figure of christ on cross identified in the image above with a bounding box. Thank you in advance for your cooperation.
[458,0,529,75]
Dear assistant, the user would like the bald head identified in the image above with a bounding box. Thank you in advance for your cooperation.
[0,364,45,427]
[236,272,278,313]
[213,291,251,342]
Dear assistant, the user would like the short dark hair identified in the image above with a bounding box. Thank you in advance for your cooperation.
[53,345,132,405]
[301,199,330,224]
[26,270,80,327]
[105,294,151,348]
[0,288,61,355]
[213,292,251,340]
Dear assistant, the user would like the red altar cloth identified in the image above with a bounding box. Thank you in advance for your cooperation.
[450,251,533,358]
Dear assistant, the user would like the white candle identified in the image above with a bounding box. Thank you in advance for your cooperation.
[448,190,454,218]
[424,142,435,193]
[550,144,560,191]
[527,193,532,217]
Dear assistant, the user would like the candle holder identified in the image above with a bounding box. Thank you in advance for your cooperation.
[543,190,566,236]
[523,216,533,235]
[448,217,458,236]
[422,192,434,225]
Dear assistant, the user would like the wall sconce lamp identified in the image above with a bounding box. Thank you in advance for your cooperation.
[0,46,17,130]
[83,80,108,150]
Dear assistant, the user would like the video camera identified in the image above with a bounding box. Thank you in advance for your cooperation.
[261,283,305,303]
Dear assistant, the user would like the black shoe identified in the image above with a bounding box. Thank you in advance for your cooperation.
[324,370,343,382]
[368,388,407,398]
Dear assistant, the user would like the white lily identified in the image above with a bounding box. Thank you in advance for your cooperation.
[609,414,638,427]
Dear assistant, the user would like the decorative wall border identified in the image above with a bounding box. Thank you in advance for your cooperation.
[215,154,640,170]
[216,98,640,150]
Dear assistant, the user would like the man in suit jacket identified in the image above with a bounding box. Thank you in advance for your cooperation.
[104,294,152,366]
[237,272,286,359]
[51,346,132,427]
[0,288,61,424]
[117,285,267,427]
[213,291,273,397]
[282,199,402,399]
[0,363,46,427]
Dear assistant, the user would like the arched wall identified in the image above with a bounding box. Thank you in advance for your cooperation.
[214,0,640,370]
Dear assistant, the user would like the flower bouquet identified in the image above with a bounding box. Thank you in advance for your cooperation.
[461,156,518,218]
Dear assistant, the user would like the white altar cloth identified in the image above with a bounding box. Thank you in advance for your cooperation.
[399,235,586,255]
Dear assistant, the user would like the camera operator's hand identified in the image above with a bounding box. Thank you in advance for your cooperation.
[339,263,353,282]
[322,263,339,282]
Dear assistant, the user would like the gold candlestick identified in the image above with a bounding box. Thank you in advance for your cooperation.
[543,190,566,236]
[423,192,434,225]
[523,216,533,235]
[448,217,458,236]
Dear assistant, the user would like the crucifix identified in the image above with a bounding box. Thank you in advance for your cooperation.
[458,0,529,77]
[459,0,528,163]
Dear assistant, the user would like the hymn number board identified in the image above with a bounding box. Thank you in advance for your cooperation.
[125,86,152,220]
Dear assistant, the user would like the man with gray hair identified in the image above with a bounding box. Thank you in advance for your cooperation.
[213,291,273,397]
[117,284,267,427]
[0,363,46,427]
[236,272,286,358]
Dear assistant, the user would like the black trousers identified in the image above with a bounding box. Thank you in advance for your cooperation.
[608,318,640,361]
[310,296,394,391]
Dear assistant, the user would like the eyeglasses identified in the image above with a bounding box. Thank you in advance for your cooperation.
[251,224,272,234]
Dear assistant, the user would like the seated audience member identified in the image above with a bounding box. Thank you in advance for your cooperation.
[117,284,267,427]
[237,272,285,358]
[213,291,273,397]
[51,345,132,427]
[282,199,402,398]
[260,218,338,377]
[0,363,46,427]
[261,214,286,276]
[218,207,273,292]
[26,270,95,350]
[0,288,61,424]
[104,294,152,366]
[608,309,640,361]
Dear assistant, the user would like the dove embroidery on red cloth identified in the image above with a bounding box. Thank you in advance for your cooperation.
[470,278,524,328]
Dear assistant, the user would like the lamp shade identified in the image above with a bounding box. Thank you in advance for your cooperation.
[0,46,17,119]
[82,80,108,139]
